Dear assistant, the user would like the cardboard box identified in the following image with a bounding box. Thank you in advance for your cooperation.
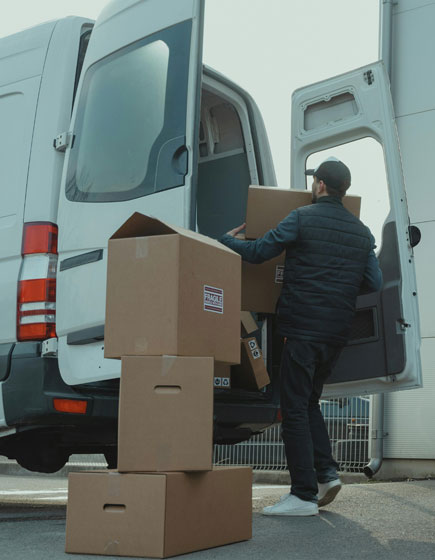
[65,467,252,558]
[239,188,360,312]
[245,186,361,239]
[240,311,258,336]
[242,254,284,313]
[118,356,213,472]
[236,233,284,313]
[231,338,270,391]
[214,362,231,389]
[105,213,241,364]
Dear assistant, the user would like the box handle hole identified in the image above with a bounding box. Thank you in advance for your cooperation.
[154,385,181,394]
[103,504,126,512]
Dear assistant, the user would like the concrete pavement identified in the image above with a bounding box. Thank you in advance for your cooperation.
[1,475,435,559]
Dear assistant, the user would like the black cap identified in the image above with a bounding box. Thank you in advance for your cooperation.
[305,157,351,193]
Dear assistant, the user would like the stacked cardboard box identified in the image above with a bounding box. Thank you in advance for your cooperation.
[66,213,252,558]
[242,186,361,313]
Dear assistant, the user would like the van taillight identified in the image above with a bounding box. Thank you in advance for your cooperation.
[21,222,58,255]
[17,223,58,342]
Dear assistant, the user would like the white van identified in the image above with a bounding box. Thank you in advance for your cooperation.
[0,0,421,473]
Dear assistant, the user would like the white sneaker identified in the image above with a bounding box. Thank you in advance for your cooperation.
[278,479,342,508]
[262,494,319,517]
[317,479,342,507]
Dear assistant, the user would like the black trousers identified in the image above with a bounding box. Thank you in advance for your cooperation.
[280,339,342,502]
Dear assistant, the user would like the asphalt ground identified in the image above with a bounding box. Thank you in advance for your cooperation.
[0,475,434,559]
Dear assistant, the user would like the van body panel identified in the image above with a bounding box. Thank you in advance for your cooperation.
[391,2,435,120]
[0,77,41,343]
[24,18,93,224]
[291,61,422,396]
[0,22,55,87]
[0,19,92,346]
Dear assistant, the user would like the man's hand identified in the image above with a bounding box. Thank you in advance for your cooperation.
[226,223,246,237]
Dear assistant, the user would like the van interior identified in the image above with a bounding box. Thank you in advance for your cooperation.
[196,87,253,239]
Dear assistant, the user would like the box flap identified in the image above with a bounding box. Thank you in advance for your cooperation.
[240,311,258,335]
[110,212,177,240]
[110,212,238,256]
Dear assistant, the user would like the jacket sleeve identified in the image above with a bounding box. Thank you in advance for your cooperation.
[220,210,299,264]
[360,232,383,293]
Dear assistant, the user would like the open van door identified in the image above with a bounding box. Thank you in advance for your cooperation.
[290,61,422,397]
[56,0,204,385]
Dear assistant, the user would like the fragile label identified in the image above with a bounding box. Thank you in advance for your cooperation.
[275,265,284,284]
[248,339,261,359]
[204,285,224,314]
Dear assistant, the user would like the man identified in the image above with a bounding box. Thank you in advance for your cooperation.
[220,157,382,516]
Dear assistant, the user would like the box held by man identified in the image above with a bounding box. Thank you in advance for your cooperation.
[245,186,361,239]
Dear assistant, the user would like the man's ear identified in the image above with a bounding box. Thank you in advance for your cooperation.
[318,180,327,194]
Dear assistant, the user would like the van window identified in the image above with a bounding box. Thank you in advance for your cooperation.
[65,22,191,203]
[305,138,389,246]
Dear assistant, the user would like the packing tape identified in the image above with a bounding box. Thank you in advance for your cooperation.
[104,541,120,555]
[108,472,122,499]
[135,237,148,259]
[134,338,148,353]
[161,355,177,377]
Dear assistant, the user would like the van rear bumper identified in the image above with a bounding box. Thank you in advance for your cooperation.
[1,342,119,429]
[0,342,280,452]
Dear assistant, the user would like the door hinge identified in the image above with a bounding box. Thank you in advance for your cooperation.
[363,70,375,85]
[53,131,74,152]
[397,318,411,332]
[42,337,58,358]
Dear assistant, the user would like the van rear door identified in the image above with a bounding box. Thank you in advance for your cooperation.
[290,61,422,396]
[56,0,204,385]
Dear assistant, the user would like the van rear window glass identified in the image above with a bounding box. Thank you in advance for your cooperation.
[66,22,191,203]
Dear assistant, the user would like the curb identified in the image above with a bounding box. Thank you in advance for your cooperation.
[0,459,105,478]
[252,469,368,485]
[0,459,368,484]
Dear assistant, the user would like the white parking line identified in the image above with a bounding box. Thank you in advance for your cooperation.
[252,485,288,490]
[0,490,67,495]
[36,496,68,501]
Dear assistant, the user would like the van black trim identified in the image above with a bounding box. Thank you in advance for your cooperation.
[1,342,118,429]
[60,249,103,271]
[67,325,105,346]
[0,343,14,383]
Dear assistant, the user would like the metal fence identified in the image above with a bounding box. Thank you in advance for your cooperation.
[64,397,370,473]
[213,396,370,473]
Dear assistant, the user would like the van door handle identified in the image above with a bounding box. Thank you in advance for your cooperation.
[154,135,188,192]
[408,225,421,248]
